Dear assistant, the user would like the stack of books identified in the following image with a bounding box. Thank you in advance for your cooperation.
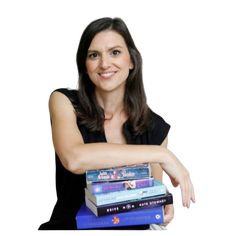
[76,163,173,229]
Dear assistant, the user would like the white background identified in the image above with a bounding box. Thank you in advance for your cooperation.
[0,0,236,235]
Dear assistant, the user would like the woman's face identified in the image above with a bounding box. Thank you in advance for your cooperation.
[86,30,133,93]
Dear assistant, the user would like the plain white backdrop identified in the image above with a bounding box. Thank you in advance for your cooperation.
[0,0,236,235]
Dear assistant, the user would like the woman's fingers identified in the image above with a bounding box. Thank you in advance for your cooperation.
[191,180,196,203]
[161,150,196,208]
[180,176,195,208]
[163,204,174,225]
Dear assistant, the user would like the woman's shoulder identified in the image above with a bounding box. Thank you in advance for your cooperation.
[51,88,79,110]
[147,109,171,144]
[149,109,170,126]
[52,88,78,98]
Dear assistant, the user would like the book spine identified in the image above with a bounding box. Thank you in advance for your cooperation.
[85,181,166,205]
[86,164,151,183]
[88,178,154,194]
[76,206,164,229]
[85,192,173,216]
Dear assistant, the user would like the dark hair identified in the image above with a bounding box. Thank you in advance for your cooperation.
[76,17,150,135]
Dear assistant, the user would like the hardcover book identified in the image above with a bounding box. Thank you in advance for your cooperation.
[86,164,151,183]
[85,192,173,216]
[76,203,164,229]
[87,177,155,194]
[85,180,166,206]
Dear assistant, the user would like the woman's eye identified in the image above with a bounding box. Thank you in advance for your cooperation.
[88,52,98,59]
[111,50,121,56]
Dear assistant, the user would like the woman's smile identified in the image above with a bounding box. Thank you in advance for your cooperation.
[98,71,117,79]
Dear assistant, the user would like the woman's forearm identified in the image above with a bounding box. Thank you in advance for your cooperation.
[63,142,195,208]
[68,143,169,174]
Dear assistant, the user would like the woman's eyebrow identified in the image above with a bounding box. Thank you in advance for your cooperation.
[88,45,123,53]
[108,45,123,51]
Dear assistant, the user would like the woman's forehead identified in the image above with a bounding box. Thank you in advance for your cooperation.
[88,30,127,51]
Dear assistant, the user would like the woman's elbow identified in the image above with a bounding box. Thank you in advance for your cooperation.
[67,159,86,175]
[57,148,86,175]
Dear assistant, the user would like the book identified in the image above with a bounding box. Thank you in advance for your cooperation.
[87,177,155,194]
[85,192,173,216]
[86,164,151,183]
[76,203,164,229]
[85,180,167,206]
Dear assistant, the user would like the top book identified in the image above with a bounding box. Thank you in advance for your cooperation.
[86,164,151,183]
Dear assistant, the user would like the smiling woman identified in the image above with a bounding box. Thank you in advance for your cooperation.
[39,17,195,230]
[76,18,148,135]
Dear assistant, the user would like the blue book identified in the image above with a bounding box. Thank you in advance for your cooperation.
[76,203,164,229]
[86,164,151,183]
[85,180,166,206]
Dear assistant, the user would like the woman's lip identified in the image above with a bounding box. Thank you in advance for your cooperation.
[98,71,117,79]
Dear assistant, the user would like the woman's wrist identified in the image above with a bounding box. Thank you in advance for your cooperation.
[156,146,172,165]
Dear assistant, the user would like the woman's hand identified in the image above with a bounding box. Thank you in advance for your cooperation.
[161,150,196,208]
[164,204,174,225]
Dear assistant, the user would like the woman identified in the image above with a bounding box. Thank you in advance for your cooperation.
[39,17,195,230]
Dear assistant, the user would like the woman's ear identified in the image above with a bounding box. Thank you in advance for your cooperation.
[129,62,134,70]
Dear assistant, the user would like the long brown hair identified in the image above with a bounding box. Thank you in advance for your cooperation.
[76,17,150,135]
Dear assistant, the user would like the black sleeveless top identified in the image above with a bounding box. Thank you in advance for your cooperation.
[39,88,170,230]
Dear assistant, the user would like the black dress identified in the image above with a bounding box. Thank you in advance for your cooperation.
[39,88,170,230]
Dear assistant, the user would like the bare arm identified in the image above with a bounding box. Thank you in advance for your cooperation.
[152,137,175,225]
[150,137,168,181]
[151,138,179,186]
[49,91,195,207]
[49,91,168,174]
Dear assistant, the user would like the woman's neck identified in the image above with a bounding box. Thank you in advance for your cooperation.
[95,89,125,120]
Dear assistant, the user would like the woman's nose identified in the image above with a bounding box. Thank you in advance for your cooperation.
[100,55,110,69]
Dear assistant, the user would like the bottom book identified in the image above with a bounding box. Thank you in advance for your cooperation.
[76,203,164,229]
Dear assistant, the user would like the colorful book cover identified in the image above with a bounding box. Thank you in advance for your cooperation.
[85,180,166,206]
[76,203,164,229]
[86,164,151,183]
[85,192,173,216]
[87,177,155,194]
